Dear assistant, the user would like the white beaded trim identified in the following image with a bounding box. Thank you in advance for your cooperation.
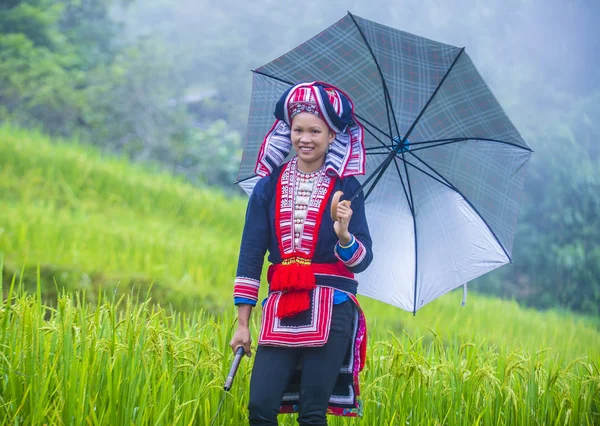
[293,166,322,246]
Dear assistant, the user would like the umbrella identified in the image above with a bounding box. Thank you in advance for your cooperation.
[237,12,532,314]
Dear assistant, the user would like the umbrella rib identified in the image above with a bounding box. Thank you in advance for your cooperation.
[365,139,464,152]
[234,174,258,185]
[362,125,392,149]
[363,157,392,201]
[406,137,467,146]
[355,115,393,140]
[407,137,533,152]
[406,150,512,263]
[402,160,454,190]
[366,137,533,155]
[348,12,401,142]
[393,158,413,213]
[366,145,395,152]
[352,147,397,202]
[400,47,465,146]
[251,69,294,86]
[398,151,419,315]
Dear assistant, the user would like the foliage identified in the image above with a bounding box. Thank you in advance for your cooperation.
[0,281,598,425]
[517,93,600,314]
[58,0,125,70]
[1,125,599,423]
[476,92,600,315]
[0,2,84,137]
[0,124,245,312]
[0,0,240,190]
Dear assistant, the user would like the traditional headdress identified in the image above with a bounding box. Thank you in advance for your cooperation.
[255,81,365,178]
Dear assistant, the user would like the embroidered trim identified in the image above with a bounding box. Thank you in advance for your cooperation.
[255,82,366,179]
[275,157,336,258]
[255,120,292,178]
[289,102,322,120]
[233,277,260,301]
[335,238,367,267]
[258,286,334,347]
[277,294,367,417]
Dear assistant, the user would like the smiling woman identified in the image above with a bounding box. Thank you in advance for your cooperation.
[291,112,336,173]
[229,81,373,425]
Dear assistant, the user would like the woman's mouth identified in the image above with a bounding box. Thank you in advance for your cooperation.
[299,146,314,152]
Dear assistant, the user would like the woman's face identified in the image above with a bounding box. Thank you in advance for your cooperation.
[291,112,335,172]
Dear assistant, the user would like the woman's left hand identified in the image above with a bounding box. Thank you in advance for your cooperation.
[334,200,353,245]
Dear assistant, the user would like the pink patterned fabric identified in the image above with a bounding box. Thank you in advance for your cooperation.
[334,239,367,267]
[258,286,334,347]
[232,277,260,302]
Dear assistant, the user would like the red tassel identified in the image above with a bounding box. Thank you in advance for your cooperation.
[295,264,315,290]
[270,263,295,291]
[270,260,316,318]
[271,263,315,292]
[277,291,310,318]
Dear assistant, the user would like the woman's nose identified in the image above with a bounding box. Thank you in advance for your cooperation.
[299,133,311,142]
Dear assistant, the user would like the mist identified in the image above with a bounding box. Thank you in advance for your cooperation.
[118,0,599,135]
[114,0,600,311]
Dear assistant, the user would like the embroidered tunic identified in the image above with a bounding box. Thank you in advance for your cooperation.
[233,162,373,310]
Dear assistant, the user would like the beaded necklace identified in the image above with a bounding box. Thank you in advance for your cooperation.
[293,165,323,247]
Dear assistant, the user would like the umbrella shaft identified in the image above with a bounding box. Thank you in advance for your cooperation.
[351,148,399,201]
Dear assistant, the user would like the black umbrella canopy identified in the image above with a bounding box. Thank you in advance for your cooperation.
[238,12,532,313]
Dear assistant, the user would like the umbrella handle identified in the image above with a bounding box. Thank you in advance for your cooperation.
[330,190,351,222]
[223,346,246,391]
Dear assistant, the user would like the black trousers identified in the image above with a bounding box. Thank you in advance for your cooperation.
[248,300,354,426]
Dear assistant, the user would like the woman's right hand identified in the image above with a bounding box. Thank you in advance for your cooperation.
[230,325,252,357]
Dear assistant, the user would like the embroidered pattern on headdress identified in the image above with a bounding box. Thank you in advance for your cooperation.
[289,102,322,120]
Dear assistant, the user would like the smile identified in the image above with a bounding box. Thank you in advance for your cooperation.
[299,146,314,152]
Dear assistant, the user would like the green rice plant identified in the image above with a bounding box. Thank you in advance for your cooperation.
[0,273,598,425]
[0,279,254,425]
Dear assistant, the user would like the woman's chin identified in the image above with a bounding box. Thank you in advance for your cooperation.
[297,152,314,162]
[298,154,325,166]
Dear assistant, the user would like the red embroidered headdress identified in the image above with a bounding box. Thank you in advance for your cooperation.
[255,81,366,179]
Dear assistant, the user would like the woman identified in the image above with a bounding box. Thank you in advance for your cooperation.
[230,81,373,426]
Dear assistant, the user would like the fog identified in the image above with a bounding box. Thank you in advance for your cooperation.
[120,0,599,137]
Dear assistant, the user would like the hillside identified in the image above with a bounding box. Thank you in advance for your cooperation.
[1,125,599,424]
[1,123,599,360]
[0,124,247,312]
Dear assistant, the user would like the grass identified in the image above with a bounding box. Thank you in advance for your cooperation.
[0,276,598,425]
[0,124,246,312]
[1,124,599,424]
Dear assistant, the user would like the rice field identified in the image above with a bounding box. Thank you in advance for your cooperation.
[1,124,599,424]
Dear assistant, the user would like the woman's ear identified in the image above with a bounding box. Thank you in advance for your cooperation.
[328,131,335,144]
